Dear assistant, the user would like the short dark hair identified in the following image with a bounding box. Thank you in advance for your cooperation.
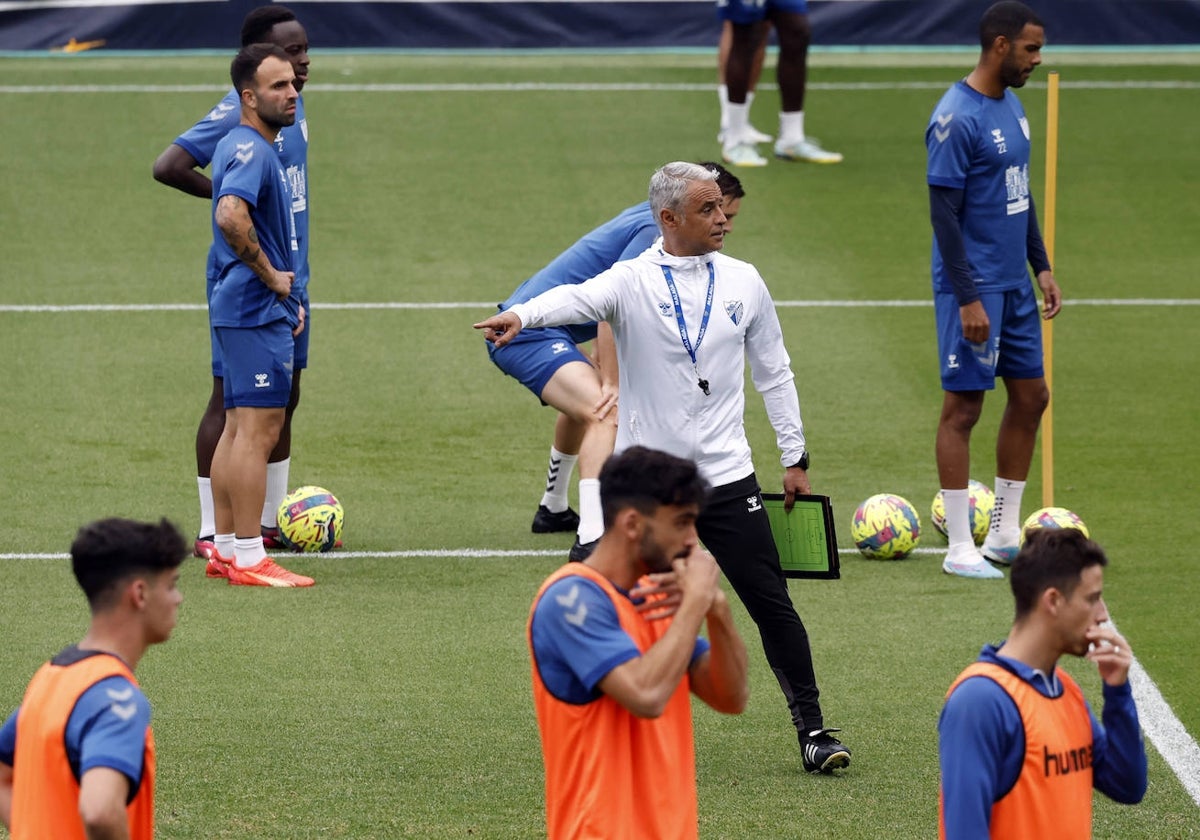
[1009,527,1107,618]
[230,43,289,94]
[599,446,710,528]
[71,518,188,609]
[241,4,297,47]
[697,161,745,200]
[980,1,1043,50]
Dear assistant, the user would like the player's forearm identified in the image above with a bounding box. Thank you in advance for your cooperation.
[151,144,213,198]
[615,598,710,718]
[699,595,749,714]
[215,197,279,286]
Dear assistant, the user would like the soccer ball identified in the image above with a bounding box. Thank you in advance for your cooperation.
[277,485,344,553]
[930,480,995,545]
[1021,507,1089,542]
[851,494,921,560]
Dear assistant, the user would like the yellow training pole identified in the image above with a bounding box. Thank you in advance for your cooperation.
[1041,71,1059,508]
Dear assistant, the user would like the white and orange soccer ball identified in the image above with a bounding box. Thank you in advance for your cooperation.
[277,485,344,553]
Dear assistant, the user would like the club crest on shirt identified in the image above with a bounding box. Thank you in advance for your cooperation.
[725,300,744,325]
[657,301,673,316]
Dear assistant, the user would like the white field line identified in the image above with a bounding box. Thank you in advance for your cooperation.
[1,299,1198,314]
[2,80,1200,94]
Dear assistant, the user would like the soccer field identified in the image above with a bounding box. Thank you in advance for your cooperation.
[1,50,1198,838]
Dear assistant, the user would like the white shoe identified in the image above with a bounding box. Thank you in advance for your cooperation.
[942,544,1004,579]
[774,137,844,164]
[722,142,768,167]
[719,125,773,145]
[981,529,1022,566]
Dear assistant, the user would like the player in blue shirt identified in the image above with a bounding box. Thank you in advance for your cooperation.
[204,44,313,588]
[0,517,186,840]
[926,1,1062,580]
[152,5,311,561]
[938,528,1147,837]
[486,164,745,560]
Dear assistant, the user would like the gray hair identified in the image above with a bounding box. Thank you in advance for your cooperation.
[648,161,717,230]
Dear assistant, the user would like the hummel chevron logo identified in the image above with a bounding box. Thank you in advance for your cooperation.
[109,702,137,721]
[556,583,589,626]
[106,686,134,702]
[234,141,255,164]
[934,112,954,143]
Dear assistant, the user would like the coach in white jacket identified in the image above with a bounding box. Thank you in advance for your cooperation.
[475,161,851,774]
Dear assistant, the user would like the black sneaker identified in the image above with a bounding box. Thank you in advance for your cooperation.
[532,505,581,534]
[800,728,851,774]
[568,537,599,562]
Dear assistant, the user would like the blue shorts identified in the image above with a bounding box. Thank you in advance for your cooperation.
[209,285,308,377]
[935,285,1044,392]
[487,327,592,400]
[717,0,808,24]
[215,321,295,408]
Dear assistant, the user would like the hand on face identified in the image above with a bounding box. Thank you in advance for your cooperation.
[1085,623,1133,687]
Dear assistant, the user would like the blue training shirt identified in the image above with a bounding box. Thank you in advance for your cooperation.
[499,201,659,345]
[530,574,709,704]
[0,673,151,787]
[175,90,310,295]
[926,82,1035,294]
[209,125,300,329]
[938,643,1148,838]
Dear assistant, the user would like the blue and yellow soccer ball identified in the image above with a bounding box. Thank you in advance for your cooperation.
[851,494,921,560]
[930,480,995,545]
[1021,506,1089,543]
[277,485,344,553]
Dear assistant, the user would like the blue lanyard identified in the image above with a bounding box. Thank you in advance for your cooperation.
[661,262,715,396]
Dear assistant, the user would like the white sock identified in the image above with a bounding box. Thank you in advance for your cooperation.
[943,489,975,549]
[197,476,215,538]
[991,477,1026,536]
[234,536,267,569]
[718,83,730,132]
[779,110,806,145]
[724,101,751,148]
[262,457,290,529]
[539,448,577,513]
[215,533,236,561]
[577,478,603,544]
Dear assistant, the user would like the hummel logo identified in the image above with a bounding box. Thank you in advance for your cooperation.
[564,603,588,627]
[109,702,137,721]
[658,302,673,316]
[555,584,579,608]
[106,687,134,702]
[254,372,270,388]
[550,341,569,354]
[934,112,953,143]
[746,495,762,513]
[234,141,255,164]
[207,102,236,122]
[948,354,959,370]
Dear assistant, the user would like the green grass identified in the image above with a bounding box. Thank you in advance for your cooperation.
[1,52,1198,838]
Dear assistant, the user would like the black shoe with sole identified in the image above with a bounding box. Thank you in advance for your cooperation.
[800,728,851,774]
[568,537,599,562]
[532,505,581,534]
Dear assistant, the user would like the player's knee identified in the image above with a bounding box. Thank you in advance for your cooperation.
[774,13,811,48]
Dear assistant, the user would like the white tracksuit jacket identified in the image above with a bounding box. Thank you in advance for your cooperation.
[508,242,806,487]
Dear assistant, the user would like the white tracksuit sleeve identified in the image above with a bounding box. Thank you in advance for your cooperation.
[744,279,807,467]
[507,265,626,330]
